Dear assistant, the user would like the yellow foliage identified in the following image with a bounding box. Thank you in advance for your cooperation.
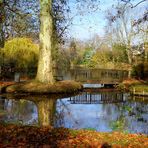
[90,50,111,67]
[2,38,39,69]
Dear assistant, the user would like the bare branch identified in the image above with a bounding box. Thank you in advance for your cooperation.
[121,0,148,8]
[4,1,28,19]
[131,0,148,8]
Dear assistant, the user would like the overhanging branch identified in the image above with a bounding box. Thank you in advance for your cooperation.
[121,0,148,8]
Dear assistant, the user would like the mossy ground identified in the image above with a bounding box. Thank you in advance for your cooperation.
[0,80,83,94]
[0,124,147,147]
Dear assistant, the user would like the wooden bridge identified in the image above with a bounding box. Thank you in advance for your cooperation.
[70,68,129,84]
[68,92,125,104]
[0,66,129,85]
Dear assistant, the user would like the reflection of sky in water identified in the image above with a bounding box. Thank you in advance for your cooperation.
[83,84,103,88]
[0,92,148,134]
[56,93,148,134]
[56,99,116,131]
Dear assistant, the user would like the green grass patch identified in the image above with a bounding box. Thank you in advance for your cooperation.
[130,84,148,92]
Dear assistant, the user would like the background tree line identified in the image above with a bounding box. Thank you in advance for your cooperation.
[0,0,147,80]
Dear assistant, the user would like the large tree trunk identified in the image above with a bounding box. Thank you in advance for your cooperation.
[36,0,55,84]
[0,1,5,48]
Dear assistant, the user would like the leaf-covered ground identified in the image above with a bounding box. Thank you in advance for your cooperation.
[0,81,16,87]
[0,124,147,148]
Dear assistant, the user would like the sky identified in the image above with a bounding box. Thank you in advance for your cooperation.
[67,0,148,41]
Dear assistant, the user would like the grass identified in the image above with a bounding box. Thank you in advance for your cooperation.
[1,80,83,94]
[130,84,148,93]
[116,78,148,96]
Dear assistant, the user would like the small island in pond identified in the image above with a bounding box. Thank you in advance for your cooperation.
[0,0,148,147]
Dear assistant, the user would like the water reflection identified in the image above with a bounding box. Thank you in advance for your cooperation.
[0,94,63,126]
[0,96,37,124]
[0,92,148,134]
[68,92,125,104]
[37,98,56,126]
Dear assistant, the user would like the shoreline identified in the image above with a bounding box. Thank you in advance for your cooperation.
[0,80,83,94]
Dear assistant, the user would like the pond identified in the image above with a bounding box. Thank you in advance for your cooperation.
[0,90,148,134]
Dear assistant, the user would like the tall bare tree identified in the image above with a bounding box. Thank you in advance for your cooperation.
[106,4,141,64]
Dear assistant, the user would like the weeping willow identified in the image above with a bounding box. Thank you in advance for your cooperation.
[1,37,39,69]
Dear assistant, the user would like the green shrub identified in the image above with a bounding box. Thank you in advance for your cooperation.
[115,83,127,91]
[1,37,39,70]
[110,117,126,132]
[131,63,144,79]
[130,84,148,93]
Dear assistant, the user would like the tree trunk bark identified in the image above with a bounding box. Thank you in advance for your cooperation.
[36,0,55,84]
[127,48,132,64]
[0,1,5,48]
[127,47,132,78]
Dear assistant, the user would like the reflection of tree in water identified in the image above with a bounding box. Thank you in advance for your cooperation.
[55,99,80,128]
[35,94,76,127]
[37,97,79,128]
[0,98,6,117]
[1,93,147,133]
[55,92,126,129]
[0,93,79,127]
[54,100,66,127]
[127,101,148,134]
[31,93,78,127]
[109,99,148,133]
[109,107,128,132]
[15,95,59,127]
[101,101,128,131]
[55,92,128,129]
[0,97,37,124]
[37,98,56,126]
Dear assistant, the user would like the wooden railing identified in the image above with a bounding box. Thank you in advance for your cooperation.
[68,92,125,104]
[70,68,129,84]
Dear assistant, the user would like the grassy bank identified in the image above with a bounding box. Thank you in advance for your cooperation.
[0,80,83,94]
[0,124,147,147]
[129,84,148,96]
[117,79,148,96]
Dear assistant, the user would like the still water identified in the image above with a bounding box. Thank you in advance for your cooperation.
[0,91,148,134]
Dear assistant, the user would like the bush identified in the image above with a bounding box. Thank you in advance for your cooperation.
[1,37,39,70]
[131,63,144,79]
[112,43,128,63]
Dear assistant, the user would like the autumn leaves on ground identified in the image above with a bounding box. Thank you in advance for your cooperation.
[0,80,148,147]
[0,124,147,148]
